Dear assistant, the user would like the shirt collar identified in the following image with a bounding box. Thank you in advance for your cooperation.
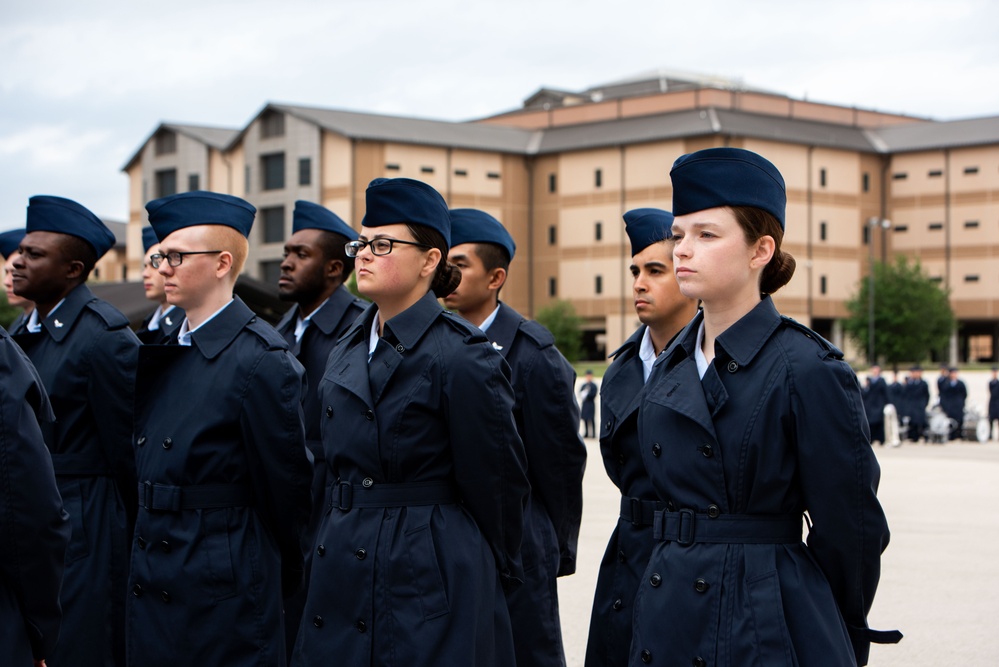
[638,325,657,383]
[178,300,234,347]
[477,304,502,333]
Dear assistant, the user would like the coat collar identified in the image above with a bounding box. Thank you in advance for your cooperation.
[380,291,444,351]
[661,296,781,371]
[41,282,94,343]
[483,302,520,358]
[602,325,646,420]
[188,297,257,360]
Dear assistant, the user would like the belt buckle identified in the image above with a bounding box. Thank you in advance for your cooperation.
[677,508,696,546]
[337,481,353,511]
[141,480,153,509]
[630,498,642,526]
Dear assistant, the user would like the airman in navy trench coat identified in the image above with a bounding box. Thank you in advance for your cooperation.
[128,296,313,667]
[0,327,71,666]
[292,291,530,667]
[13,281,139,667]
[633,298,894,666]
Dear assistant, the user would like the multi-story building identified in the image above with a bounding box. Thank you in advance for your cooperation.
[122,71,999,363]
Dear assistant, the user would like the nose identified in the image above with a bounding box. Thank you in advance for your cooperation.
[280,255,292,271]
[157,260,173,277]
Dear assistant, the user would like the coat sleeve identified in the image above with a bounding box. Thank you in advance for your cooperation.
[447,341,530,589]
[516,343,586,576]
[790,351,892,665]
[0,337,71,661]
[239,349,313,598]
[87,326,140,523]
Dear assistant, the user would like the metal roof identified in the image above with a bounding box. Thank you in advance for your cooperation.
[121,122,240,171]
[872,115,999,153]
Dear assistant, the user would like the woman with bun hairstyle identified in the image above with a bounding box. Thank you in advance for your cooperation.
[292,178,529,667]
[631,148,900,666]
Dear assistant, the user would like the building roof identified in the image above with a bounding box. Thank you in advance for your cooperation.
[121,122,240,171]
[241,103,539,154]
[872,115,999,153]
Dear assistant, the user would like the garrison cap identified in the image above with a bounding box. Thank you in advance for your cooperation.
[26,196,116,258]
[0,228,25,258]
[670,147,786,229]
[146,191,256,240]
[449,208,516,261]
[141,226,159,253]
[362,178,450,249]
[292,201,357,240]
[624,208,674,256]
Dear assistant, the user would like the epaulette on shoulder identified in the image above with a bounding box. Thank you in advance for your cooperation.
[518,318,555,349]
[86,298,130,329]
[780,315,843,358]
[441,310,488,344]
[246,317,290,351]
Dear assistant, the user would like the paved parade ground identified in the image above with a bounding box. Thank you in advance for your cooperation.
[559,370,999,666]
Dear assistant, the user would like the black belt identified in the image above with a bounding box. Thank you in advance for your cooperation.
[329,480,457,512]
[51,452,112,477]
[654,509,802,545]
[619,496,666,527]
[138,481,253,511]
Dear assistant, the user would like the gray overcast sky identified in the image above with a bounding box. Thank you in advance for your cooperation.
[2,0,997,232]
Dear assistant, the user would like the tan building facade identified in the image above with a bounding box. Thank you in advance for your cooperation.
[122,74,999,364]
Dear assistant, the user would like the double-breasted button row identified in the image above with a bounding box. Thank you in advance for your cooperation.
[131,583,170,603]
[135,536,170,552]
[649,573,662,587]
[354,548,367,560]
[706,504,721,518]
[694,578,710,593]
[317,544,326,557]
[325,405,333,418]
[162,437,172,450]
[698,443,714,458]
[640,649,652,663]
[363,409,374,421]
[612,598,623,611]
[651,443,662,457]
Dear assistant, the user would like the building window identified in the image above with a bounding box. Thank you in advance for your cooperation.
[595,169,602,188]
[548,277,557,297]
[819,221,827,241]
[819,168,827,187]
[928,169,943,177]
[385,163,400,171]
[188,173,200,192]
[863,226,870,245]
[595,221,602,242]
[595,275,603,294]
[965,275,980,282]
[964,166,979,175]
[261,153,285,190]
[965,220,980,229]
[819,275,827,295]
[154,129,177,156]
[261,206,285,244]
[894,225,909,232]
[862,172,870,192]
[155,168,177,198]
[928,222,944,231]
[260,110,285,138]
[548,173,557,193]
[454,169,468,177]
[892,172,908,180]
[260,260,282,284]
[421,166,435,174]
[548,225,557,245]
[486,172,501,180]
[298,157,311,186]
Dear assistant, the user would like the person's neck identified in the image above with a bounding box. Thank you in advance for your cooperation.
[34,282,80,319]
[646,302,699,356]
[298,283,339,320]
[181,289,233,329]
[457,297,499,328]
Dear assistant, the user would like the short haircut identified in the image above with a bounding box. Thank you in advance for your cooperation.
[472,242,511,274]
[202,224,249,282]
[59,234,98,281]
[316,231,355,278]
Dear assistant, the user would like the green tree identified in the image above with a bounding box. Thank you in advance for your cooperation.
[844,255,954,369]
[535,299,583,363]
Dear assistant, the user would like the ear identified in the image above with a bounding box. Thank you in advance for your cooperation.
[420,247,442,279]
[326,258,344,281]
[216,251,235,279]
[487,266,507,291]
[65,259,85,281]
[750,235,775,269]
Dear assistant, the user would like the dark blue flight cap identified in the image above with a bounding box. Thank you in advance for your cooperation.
[26,195,116,258]
[449,208,516,261]
[292,201,358,240]
[141,226,159,253]
[624,208,674,256]
[362,178,450,249]
[0,228,25,258]
[146,191,256,241]
[670,147,786,229]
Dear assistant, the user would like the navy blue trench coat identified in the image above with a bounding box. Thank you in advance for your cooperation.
[136,305,185,344]
[632,297,894,667]
[275,286,365,652]
[128,297,313,667]
[585,325,661,667]
[14,282,139,667]
[0,328,71,665]
[485,302,586,667]
[292,292,530,667]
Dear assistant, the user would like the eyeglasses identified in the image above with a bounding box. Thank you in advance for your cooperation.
[149,250,223,268]
[344,238,431,258]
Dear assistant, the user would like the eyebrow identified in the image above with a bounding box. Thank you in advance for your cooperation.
[284,243,308,253]
[449,252,470,263]
[631,260,669,271]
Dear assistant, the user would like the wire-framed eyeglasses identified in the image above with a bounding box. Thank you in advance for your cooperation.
[344,238,431,258]
[149,250,223,268]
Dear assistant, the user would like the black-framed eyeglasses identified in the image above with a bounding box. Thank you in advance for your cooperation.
[149,250,223,268]
[344,238,431,258]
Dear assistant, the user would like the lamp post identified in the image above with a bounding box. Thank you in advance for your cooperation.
[867,217,891,366]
